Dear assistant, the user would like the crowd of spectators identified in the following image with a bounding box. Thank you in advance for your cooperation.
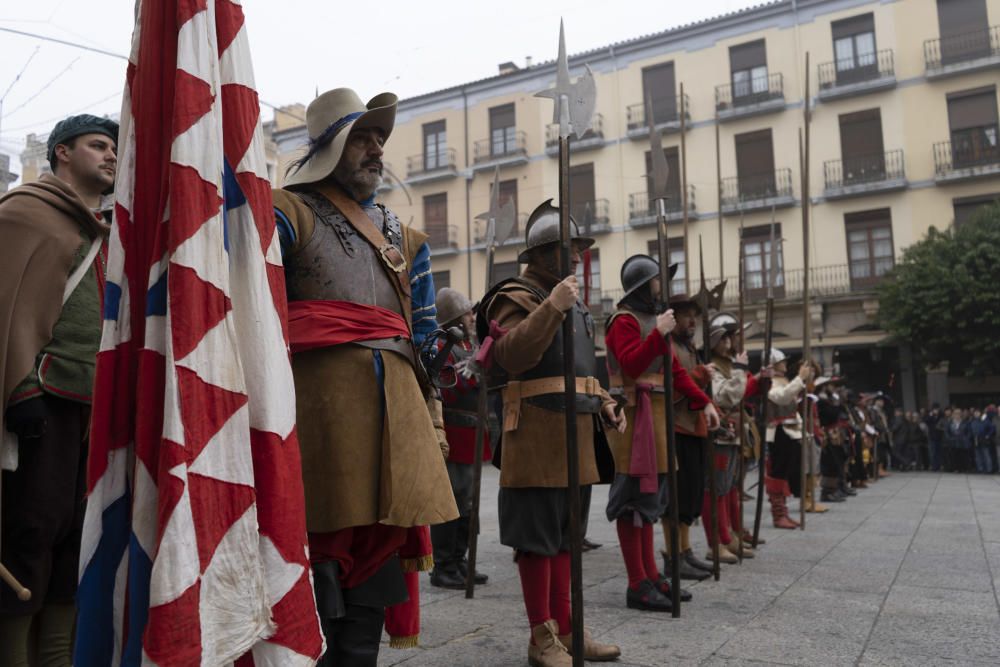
[889,405,999,473]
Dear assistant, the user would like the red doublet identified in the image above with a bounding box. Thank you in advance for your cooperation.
[439,341,493,464]
[603,317,710,409]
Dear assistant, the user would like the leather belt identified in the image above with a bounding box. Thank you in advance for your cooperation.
[609,373,665,407]
[502,376,602,432]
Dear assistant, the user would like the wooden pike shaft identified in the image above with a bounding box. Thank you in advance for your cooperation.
[799,52,812,529]
[680,82,689,295]
[559,133,585,666]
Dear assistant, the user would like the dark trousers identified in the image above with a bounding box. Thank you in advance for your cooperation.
[1,396,88,615]
[930,439,943,471]
[319,605,385,667]
[431,461,474,572]
[675,433,705,525]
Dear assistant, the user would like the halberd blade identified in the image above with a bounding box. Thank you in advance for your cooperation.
[475,166,518,248]
[646,97,670,202]
[535,19,596,140]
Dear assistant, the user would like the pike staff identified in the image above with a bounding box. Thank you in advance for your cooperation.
[752,207,778,548]
[535,20,597,660]
[644,94,683,617]
[466,167,515,598]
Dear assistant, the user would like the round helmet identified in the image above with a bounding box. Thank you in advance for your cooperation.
[517,199,595,263]
[620,254,678,300]
[769,348,787,364]
[436,287,474,327]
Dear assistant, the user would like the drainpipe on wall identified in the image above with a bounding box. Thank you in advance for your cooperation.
[463,86,473,297]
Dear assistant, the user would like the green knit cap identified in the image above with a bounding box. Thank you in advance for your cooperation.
[47,114,120,164]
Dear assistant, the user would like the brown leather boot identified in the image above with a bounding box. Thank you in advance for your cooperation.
[530,620,572,667]
[558,628,621,662]
[726,538,755,559]
[804,476,828,513]
[769,493,797,529]
[706,545,739,564]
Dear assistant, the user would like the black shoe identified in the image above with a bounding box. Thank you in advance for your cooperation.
[582,537,602,551]
[456,559,488,585]
[429,567,466,590]
[682,549,714,573]
[821,490,845,503]
[654,577,692,602]
[626,579,672,612]
[662,552,711,581]
[841,485,857,497]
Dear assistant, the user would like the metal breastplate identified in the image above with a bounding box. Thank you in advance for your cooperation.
[606,309,664,392]
[516,293,601,415]
[284,191,412,360]
[442,343,481,426]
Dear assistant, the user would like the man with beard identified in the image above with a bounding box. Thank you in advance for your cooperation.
[0,114,118,665]
[273,88,457,665]
[663,296,722,579]
[604,255,716,610]
[480,200,625,667]
[765,349,814,529]
[428,287,492,590]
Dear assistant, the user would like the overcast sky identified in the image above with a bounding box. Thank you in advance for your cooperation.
[1,0,757,182]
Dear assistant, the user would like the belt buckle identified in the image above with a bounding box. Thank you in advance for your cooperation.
[379,244,407,273]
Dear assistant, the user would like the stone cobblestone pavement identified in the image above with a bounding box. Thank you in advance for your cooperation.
[377,469,1000,666]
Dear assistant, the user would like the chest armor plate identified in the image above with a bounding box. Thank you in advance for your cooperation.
[606,309,664,388]
[284,191,405,316]
[515,291,600,414]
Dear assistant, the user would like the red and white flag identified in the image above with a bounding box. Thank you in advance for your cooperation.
[76,1,323,664]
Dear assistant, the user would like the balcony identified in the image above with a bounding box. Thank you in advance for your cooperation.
[472,131,528,172]
[545,114,605,155]
[924,25,1000,79]
[627,186,697,227]
[719,263,885,306]
[473,213,527,247]
[933,136,1000,183]
[720,168,795,215]
[823,150,907,200]
[426,224,460,254]
[715,73,785,122]
[817,50,896,102]
[571,198,613,235]
[625,94,690,140]
[376,161,396,193]
[405,148,457,184]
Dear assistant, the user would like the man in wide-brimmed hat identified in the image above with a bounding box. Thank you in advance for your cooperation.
[603,254,717,611]
[1,113,117,663]
[660,292,722,580]
[272,88,458,664]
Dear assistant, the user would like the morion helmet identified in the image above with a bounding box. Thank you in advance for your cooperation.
[517,199,595,263]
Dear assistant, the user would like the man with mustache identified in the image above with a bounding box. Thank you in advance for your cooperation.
[0,114,118,665]
[272,89,457,665]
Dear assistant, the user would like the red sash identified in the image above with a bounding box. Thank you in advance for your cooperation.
[288,299,409,354]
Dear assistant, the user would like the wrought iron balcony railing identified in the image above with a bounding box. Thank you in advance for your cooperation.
[626,93,690,131]
[628,185,696,224]
[924,25,1000,71]
[818,49,895,90]
[715,73,784,111]
[406,147,457,178]
[426,224,459,251]
[934,134,1000,177]
[473,131,527,164]
[824,149,905,191]
[570,198,611,233]
[719,262,888,305]
[720,168,794,210]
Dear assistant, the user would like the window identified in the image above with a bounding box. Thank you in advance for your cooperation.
[735,129,776,200]
[729,40,769,103]
[569,163,597,229]
[936,0,991,65]
[832,13,877,84]
[642,62,677,124]
[845,210,894,287]
[947,87,999,168]
[489,104,516,156]
[493,261,519,286]
[423,193,449,249]
[741,225,785,299]
[575,248,602,308]
[423,120,446,171]
[953,193,1000,227]
[839,109,885,183]
[432,270,451,291]
[647,238,687,297]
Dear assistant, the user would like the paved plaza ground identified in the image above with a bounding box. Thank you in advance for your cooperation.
[376,469,1000,666]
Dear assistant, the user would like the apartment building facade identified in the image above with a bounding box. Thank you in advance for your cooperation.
[272,0,1000,408]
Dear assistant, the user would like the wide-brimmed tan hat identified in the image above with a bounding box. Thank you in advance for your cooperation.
[285,88,397,187]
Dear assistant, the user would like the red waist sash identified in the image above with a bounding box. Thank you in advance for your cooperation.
[288,299,410,354]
